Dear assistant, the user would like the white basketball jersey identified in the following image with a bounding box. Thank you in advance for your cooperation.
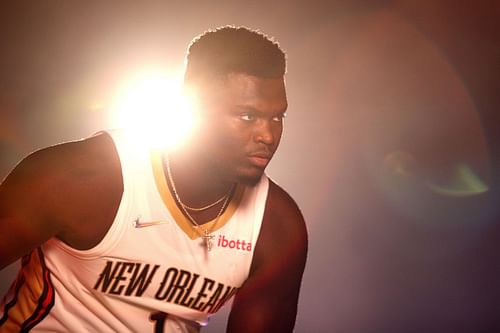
[0,130,269,332]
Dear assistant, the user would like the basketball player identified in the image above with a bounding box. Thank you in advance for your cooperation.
[0,26,308,332]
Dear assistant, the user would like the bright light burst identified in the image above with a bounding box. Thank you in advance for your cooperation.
[110,69,196,149]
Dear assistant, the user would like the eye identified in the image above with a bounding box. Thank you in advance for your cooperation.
[272,112,287,122]
[240,113,255,121]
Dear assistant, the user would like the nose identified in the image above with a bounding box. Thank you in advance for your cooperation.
[254,119,276,146]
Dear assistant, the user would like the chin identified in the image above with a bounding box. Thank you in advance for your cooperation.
[236,171,264,186]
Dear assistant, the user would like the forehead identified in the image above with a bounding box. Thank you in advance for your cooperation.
[212,73,288,111]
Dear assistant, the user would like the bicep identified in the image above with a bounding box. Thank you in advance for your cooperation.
[0,216,55,269]
[227,259,306,333]
[0,153,63,269]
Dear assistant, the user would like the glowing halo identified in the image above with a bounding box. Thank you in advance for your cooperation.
[109,68,196,150]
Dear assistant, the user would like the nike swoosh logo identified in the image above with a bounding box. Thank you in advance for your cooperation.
[133,217,170,228]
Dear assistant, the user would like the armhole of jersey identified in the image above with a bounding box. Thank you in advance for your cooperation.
[252,175,269,245]
[47,129,131,259]
[243,175,270,278]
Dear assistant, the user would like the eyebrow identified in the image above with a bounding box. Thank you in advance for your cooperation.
[235,104,288,114]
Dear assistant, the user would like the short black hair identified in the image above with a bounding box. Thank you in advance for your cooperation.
[184,26,286,84]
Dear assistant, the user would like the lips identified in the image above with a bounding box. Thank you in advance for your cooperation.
[247,152,272,168]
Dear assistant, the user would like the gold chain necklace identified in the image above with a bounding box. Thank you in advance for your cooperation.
[181,193,229,211]
[164,153,233,251]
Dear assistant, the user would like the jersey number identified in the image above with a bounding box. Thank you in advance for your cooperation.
[150,312,168,333]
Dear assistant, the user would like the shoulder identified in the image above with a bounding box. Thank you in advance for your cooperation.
[265,179,306,228]
[6,132,119,190]
[1,132,122,240]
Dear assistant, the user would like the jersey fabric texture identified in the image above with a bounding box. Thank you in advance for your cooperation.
[0,130,269,333]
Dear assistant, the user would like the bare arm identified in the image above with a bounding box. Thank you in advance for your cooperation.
[227,180,308,333]
[0,133,123,269]
[0,145,67,268]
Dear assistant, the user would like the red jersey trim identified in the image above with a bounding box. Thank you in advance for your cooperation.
[0,248,55,332]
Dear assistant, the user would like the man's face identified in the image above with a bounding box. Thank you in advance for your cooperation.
[195,72,288,185]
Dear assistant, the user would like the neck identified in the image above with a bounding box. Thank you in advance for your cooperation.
[166,149,234,209]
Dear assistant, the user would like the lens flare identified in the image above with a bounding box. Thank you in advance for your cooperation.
[426,163,489,197]
[110,69,196,149]
[383,152,489,197]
